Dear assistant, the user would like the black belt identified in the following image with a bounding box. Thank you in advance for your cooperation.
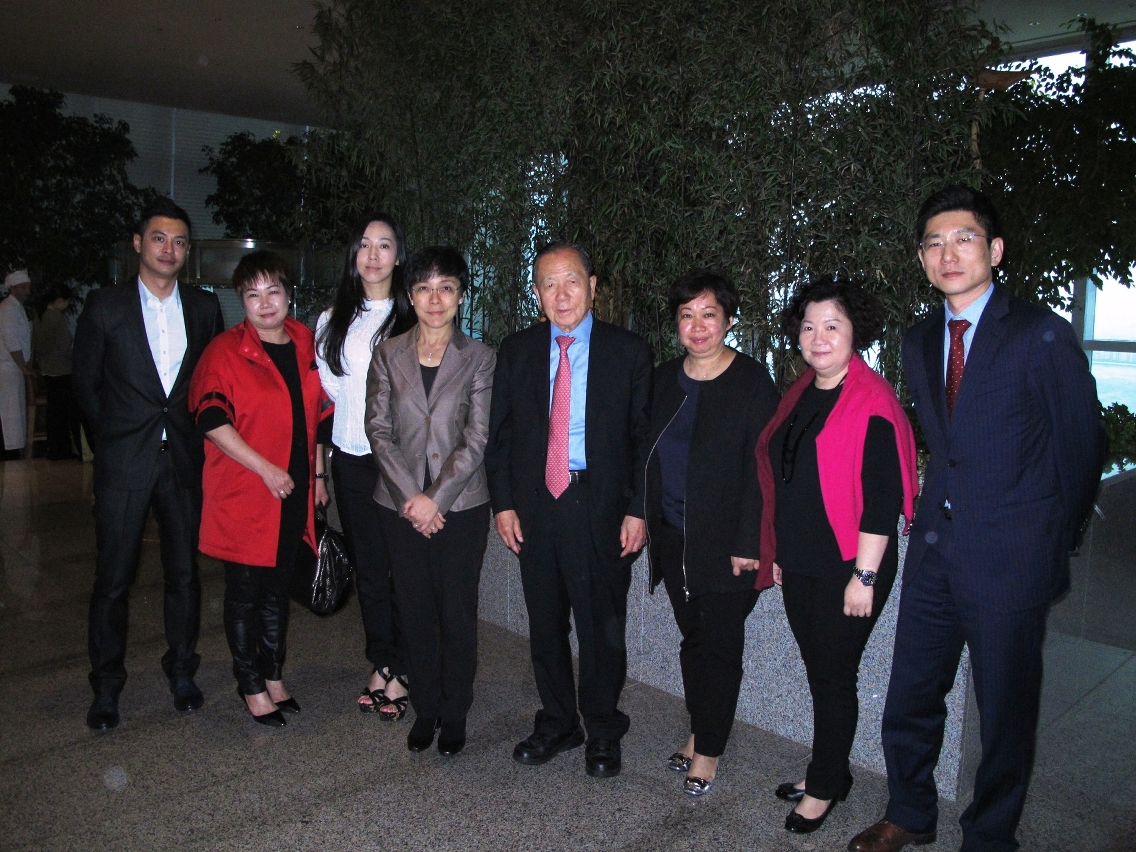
[159,440,169,452]
[569,469,588,484]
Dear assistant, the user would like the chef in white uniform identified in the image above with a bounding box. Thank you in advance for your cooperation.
[0,270,34,457]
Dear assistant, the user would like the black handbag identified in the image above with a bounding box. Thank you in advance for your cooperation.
[290,505,354,615]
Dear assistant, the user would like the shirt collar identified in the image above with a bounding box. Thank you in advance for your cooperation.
[945,282,993,325]
[550,310,593,345]
[138,277,181,309]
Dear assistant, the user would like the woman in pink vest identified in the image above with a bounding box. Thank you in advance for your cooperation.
[753,276,919,835]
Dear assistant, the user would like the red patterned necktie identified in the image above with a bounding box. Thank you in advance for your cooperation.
[945,318,970,418]
[546,335,575,498]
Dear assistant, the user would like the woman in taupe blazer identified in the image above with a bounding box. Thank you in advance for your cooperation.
[365,246,495,757]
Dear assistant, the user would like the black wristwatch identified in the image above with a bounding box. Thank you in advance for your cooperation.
[852,567,877,587]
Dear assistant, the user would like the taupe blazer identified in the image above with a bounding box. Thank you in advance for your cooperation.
[365,326,495,515]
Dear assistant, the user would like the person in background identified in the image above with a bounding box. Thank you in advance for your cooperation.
[0,269,34,460]
[366,246,495,755]
[750,276,919,835]
[190,250,332,728]
[643,269,779,797]
[34,282,82,460]
[74,199,224,731]
[316,214,416,720]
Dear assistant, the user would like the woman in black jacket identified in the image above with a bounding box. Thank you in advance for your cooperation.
[644,270,780,796]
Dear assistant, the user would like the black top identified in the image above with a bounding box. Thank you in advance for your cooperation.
[656,369,702,529]
[420,363,440,490]
[770,381,902,578]
[644,353,780,597]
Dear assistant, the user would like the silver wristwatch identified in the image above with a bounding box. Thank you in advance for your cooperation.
[853,567,877,587]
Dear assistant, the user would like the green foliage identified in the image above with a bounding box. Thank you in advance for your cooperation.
[295,0,992,364]
[201,131,304,242]
[0,86,156,287]
[982,20,1136,307]
[1102,401,1136,458]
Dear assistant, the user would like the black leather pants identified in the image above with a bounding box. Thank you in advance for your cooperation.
[224,561,292,695]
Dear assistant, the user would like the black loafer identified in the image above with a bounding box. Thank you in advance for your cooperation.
[86,693,120,731]
[407,717,441,752]
[513,727,585,765]
[437,718,467,756]
[585,738,621,778]
[775,781,806,802]
[170,678,204,712]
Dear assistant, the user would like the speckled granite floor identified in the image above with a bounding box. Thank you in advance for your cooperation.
[1,459,1134,852]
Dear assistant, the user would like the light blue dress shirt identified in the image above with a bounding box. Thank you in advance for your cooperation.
[548,310,592,470]
[942,282,994,382]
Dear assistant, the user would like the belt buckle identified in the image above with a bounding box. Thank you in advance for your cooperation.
[568,469,587,484]
[159,440,169,452]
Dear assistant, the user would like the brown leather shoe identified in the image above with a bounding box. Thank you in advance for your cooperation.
[848,820,936,852]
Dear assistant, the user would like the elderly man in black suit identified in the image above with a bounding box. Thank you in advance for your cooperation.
[74,198,224,730]
[487,241,652,778]
[848,186,1104,852]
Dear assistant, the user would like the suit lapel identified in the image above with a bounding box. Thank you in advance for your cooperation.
[584,318,606,456]
[170,285,199,395]
[951,287,1010,421]
[128,282,169,399]
[921,306,949,434]
[429,331,469,406]
[393,329,430,411]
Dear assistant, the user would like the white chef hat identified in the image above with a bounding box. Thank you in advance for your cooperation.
[4,270,31,289]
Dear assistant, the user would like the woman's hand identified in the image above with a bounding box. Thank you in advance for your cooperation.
[730,556,758,576]
[843,576,874,617]
[772,562,782,586]
[314,478,329,508]
[403,494,443,536]
[261,465,295,500]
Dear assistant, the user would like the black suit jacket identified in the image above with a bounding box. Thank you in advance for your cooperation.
[486,316,653,563]
[902,286,1105,612]
[74,281,224,491]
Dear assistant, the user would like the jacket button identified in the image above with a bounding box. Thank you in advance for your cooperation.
[432,453,440,460]
[162,407,168,413]
[424,416,431,424]
[947,459,957,467]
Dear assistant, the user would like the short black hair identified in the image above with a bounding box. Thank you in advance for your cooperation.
[532,241,594,283]
[915,185,1002,244]
[404,246,469,294]
[667,269,739,320]
[781,274,885,353]
[136,197,193,237]
[232,249,293,298]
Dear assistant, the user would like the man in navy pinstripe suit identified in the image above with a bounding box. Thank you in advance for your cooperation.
[849,186,1104,852]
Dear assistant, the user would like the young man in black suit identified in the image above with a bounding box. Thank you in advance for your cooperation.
[74,198,224,730]
[487,242,652,778]
[848,186,1104,852]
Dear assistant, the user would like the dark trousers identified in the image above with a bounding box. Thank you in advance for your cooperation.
[657,524,757,757]
[332,449,403,676]
[883,519,1047,852]
[43,374,81,459]
[518,481,633,743]
[223,561,293,695]
[88,450,201,695]
[782,557,895,800]
[380,502,489,722]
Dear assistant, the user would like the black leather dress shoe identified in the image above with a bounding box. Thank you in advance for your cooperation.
[237,687,286,727]
[86,694,120,731]
[170,678,204,712]
[776,781,806,802]
[407,717,441,752]
[585,738,621,778]
[437,718,466,756]
[513,727,585,765]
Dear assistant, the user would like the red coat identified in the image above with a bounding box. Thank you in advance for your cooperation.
[189,317,332,567]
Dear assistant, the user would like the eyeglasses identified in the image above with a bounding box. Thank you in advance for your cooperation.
[411,284,459,297]
[919,231,990,257]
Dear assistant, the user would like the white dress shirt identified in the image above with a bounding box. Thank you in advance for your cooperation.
[316,299,393,456]
[138,278,187,397]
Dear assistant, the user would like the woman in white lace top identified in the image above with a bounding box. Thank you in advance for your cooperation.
[316,214,415,718]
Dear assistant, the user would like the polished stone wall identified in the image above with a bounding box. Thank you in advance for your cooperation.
[478,523,973,800]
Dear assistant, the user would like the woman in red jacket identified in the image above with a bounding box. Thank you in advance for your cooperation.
[190,250,332,727]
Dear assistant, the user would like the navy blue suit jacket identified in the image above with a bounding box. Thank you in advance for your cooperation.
[902,286,1103,612]
[486,316,653,564]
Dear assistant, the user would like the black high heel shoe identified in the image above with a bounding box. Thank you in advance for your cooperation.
[274,696,301,714]
[775,781,806,802]
[407,716,441,752]
[237,686,286,728]
[783,775,853,834]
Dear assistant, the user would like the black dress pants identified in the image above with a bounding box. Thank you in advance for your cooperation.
[781,552,895,801]
[88,449,201,695]
[43,374,80,459]
[517,481,633,743]
[332,449,403,676]
[380,502,489,722]
[657,524,758,758]
[883,519,1047,852]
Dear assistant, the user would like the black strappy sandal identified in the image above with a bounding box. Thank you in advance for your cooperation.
[377,674,410,722]
[357,667,389,714]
